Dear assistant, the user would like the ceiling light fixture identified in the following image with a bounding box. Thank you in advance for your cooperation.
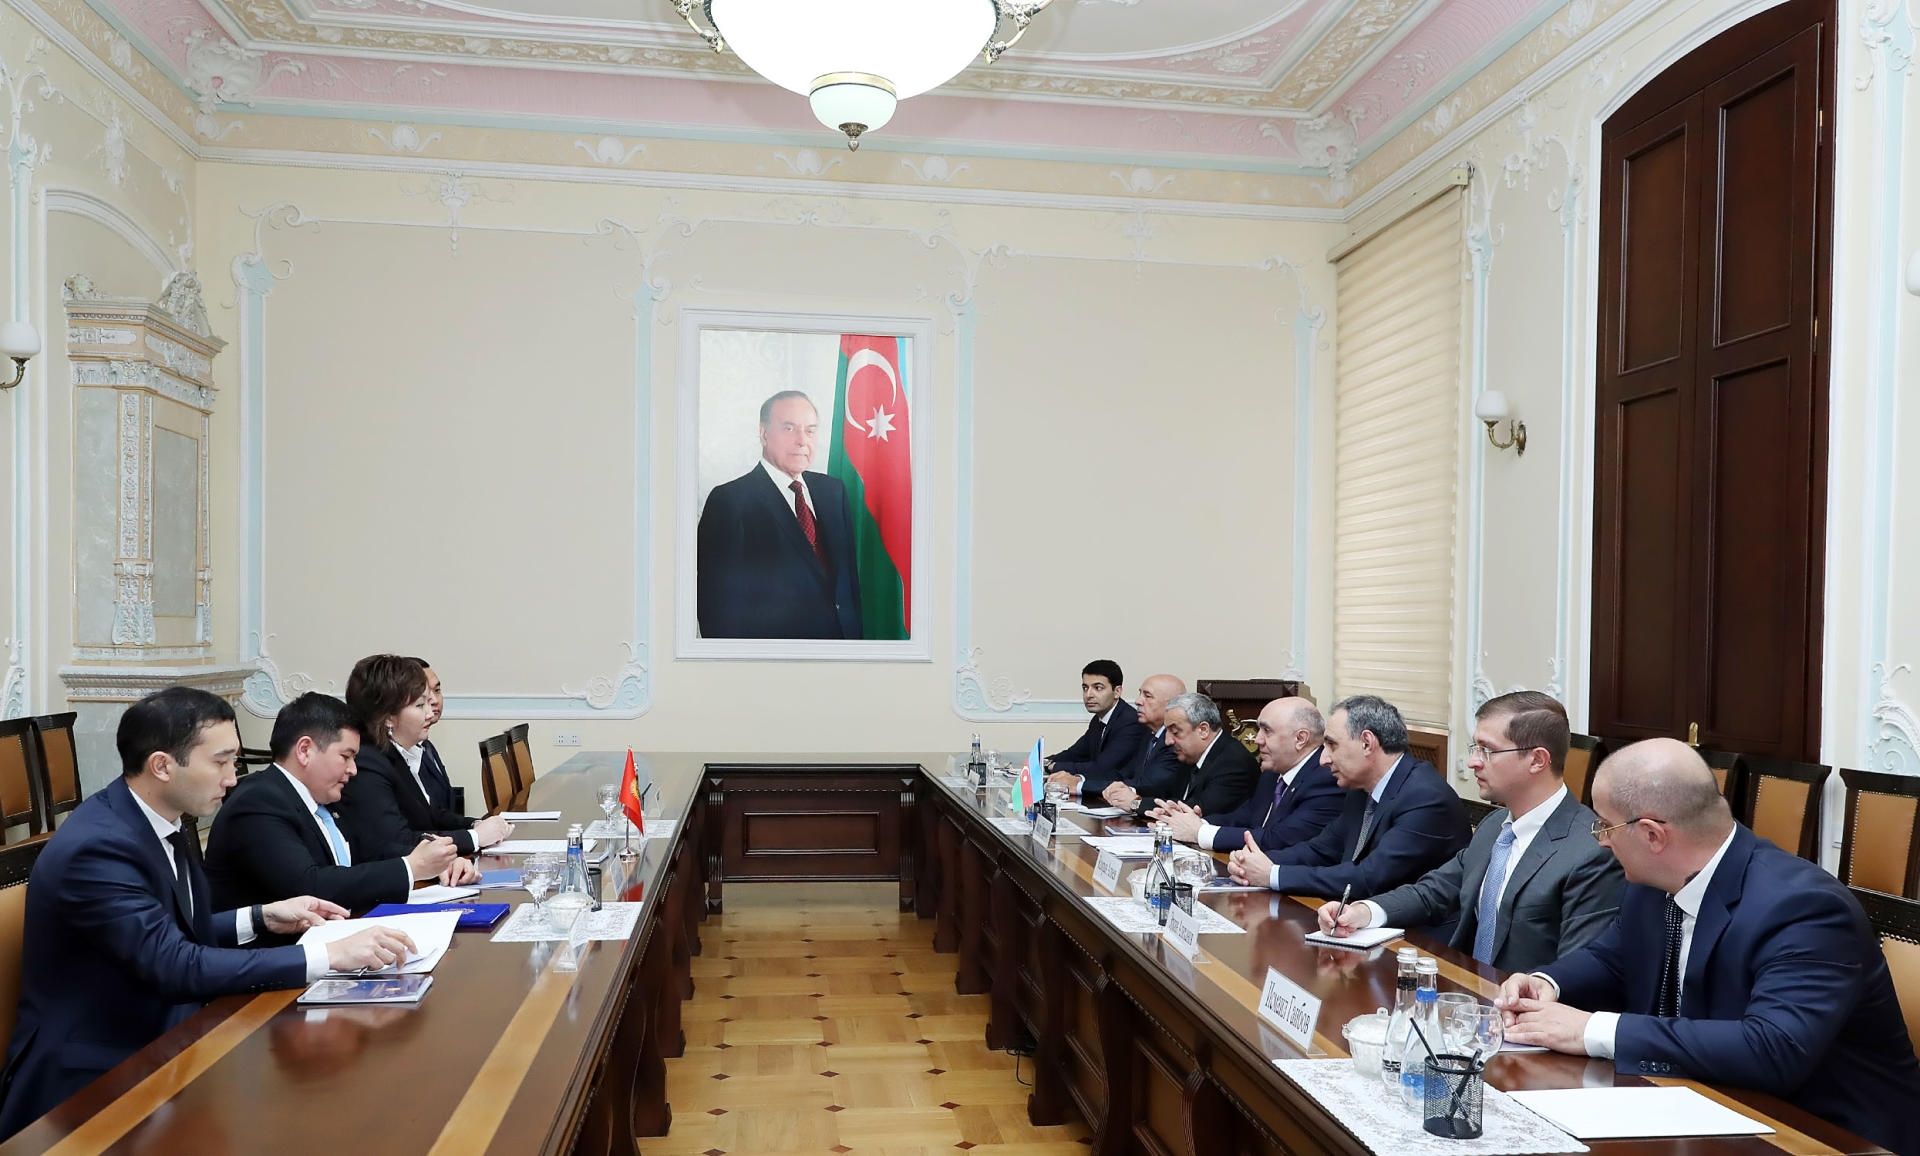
[674,0,1055,150]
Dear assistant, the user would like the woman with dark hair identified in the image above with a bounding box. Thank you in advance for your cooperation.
[333,654,510,872]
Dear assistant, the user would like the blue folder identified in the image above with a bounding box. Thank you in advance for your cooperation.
[363,902,510,930]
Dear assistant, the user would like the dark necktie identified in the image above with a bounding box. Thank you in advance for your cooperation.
[1350,799,1378,862]
[1265,777,1292,825]
[791,480,824,562]
[166,829,197,921]
[1655,895,1685,1017]
[1089,716,1107,751]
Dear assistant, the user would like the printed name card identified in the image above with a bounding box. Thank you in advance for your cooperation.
[1029,815,1054,845]
[1257,967,1321,1052]
[1091,850,1124,892]
[1162,902,1202,958]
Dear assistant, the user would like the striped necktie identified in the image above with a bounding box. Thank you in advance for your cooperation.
[1471,821,1517,964]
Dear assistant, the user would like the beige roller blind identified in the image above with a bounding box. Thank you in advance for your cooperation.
[1331,189,1465,726]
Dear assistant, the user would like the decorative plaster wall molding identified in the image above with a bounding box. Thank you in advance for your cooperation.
[60,661,257,703]
[1870,663,1920,775]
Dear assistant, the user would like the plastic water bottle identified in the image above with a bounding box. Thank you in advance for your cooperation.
[1144,822,1176,925]
[564,824,589,896]
[1380,947,1421,1107]
[1402,986,1442,1109]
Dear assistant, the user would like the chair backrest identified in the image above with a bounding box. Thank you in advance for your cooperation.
[0,836,49,1051]
[235,746,275,778]
[1840,768,1920,898]
[478,734,517,817]
[1565,734,1604,806]
[1852,887,1920,1062]
[1697,749,1749,818]
[0,720,45,840]
[1742,756,1830,861]
[504,723,536,798]
[27,713,81,825]
[1461,798,1499,830]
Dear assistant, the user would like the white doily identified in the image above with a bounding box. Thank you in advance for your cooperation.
[1275,1060,1588,1155]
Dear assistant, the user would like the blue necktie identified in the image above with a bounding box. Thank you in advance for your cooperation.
[1472,821,1516,964]
[315,804,352,866]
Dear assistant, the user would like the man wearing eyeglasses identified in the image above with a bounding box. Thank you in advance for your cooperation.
[1496,739,1920,1156]
[1314,692,1622,972]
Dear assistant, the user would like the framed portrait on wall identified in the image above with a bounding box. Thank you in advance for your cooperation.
[675,309,934,660]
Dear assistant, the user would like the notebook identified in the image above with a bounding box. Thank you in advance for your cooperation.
[298,975,434,1005]
[364,902,510,930]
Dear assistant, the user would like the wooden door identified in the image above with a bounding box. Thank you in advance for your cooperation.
[1590,0,1832,760]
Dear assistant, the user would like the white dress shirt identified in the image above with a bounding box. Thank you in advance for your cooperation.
[129,788,330,981]
[275,765,414,896]
[1270,755,1403,891]
[761,458,814,518]
[1556,824,1739,1058]
[1357,784,1567,928]
[398,743,433,803]
[1198,746,1320,848]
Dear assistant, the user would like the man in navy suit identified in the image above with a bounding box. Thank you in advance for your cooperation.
[1130,693,1260,818]
[1088,674,1189,806]
[1500,739,1920,1156]
[697,391,863,640]
[0,688,415,1140]
[1154,697,1344,853]
[1043,660,1146,792]
[1227,695,1471,928]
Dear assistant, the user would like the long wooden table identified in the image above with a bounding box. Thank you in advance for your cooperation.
[0,753,1891,1156]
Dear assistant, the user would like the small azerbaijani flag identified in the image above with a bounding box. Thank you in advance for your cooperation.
[620,748,645,836]
[1016,738,1043,812]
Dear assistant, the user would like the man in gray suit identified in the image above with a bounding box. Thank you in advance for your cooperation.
[1316,691,1623,972]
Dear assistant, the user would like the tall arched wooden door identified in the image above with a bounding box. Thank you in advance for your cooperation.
[1588,0,1834,760]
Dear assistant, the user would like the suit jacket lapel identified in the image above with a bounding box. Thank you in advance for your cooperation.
[106,780,197,932]
[1479,798,1572,959]
[266,767,336,864]
[1353,756,1410,859]
[1681,829,1752,1012]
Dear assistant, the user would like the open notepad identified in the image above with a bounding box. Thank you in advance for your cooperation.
[1303,925,1404,949]
[300,910,460,977]
[1506,1087,1775,1139]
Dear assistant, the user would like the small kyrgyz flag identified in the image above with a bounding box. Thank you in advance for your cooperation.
[827,334,911,640]
[620,748,645,836]
[1017,738,1043,812]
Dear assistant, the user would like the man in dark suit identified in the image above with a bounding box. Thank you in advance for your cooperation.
[412,658,455,811]
[1088,674,1189,807]
[1500,739,1920,1156]
[697,390,863,639]
[1155,697,1345,853]
[1228,695,1471,928]
[1130,693,1259,818]
[1319,692,1622,972]
[1042,660,1146,792]
[206,692,464,915]
[0,688,414,1140]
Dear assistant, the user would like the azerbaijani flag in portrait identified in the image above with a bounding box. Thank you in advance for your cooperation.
[826,334,911,640]
[1017,738,1043,812]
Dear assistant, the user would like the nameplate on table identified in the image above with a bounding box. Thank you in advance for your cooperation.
[1029,815,1054,845]
[1092,850,1124,892]
[1257,967,1320,1052]
[1162,902,1202,958]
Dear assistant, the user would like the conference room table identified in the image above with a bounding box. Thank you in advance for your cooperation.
[0,751,1891,1156]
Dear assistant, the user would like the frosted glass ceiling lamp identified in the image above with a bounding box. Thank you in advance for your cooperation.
[0,321,41,390]
[675,0,1055,150]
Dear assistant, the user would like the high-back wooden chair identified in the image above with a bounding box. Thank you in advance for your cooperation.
[478,734,518,817]
[26,713,81,829]
[1564,734,1604,806]
[504,723,537,801]
[1852,887,1920,1061]
[235,746,275,778]
[0,720,46,843]
[1741,756,1830,861]
[0,835,50,1051]
[1697,749,1749,818]
[1840,768,1920,898]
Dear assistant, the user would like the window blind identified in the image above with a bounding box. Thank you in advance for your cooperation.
[1331,189,1465,727]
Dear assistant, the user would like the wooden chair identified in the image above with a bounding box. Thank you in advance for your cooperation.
[1564,734,1604,806]
[0,720,46,843]
[1461,798,1499,829]
[478,734,519,817]
[235,746,276,778]
[0,835,49,1054]
[1741,756,1830,861]
[1840,768,1920,898]
[26,713,80,830]
[1852,887,1920,1061]
[504,723,537,802]
[1697,749,1749,818]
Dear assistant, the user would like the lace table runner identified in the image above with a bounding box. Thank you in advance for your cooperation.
[1274,1060,1589,1156]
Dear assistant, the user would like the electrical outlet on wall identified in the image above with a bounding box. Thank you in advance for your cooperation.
[554,732,583,747]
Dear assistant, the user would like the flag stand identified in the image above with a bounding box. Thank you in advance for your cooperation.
[620,823,636,861]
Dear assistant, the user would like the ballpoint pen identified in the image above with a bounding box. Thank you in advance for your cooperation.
[1332,882,1352,931]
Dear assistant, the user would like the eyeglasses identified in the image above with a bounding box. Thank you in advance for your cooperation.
[1466,744,1534,761]
[1591,815,1667,839]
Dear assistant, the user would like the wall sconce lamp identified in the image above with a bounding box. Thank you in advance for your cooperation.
[1474,390,1526,456]
[0,322,41,390]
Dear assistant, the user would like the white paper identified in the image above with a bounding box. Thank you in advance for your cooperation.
[489,902,645,944]
[406,884,479,904]
[1076,805,1128,818]
[583,818,678,841]
[1182,903,1247,935]
[497,810,562,821]
[1083,895,1168,934]
[1081,835,1157,857]
[490,839,597,855]
[1504,1088,1774,1140]
[1304,925,1405,949]
[301,910,460,976]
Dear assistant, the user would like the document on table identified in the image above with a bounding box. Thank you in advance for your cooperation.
[583,818,678,841]
[489,902,645,944]
[1303,925,1404,949]
[406,884,479,904]
[301,910,459,976]
[1057,802,1127,818]
[1081,835,1157,857]
[1505,1087,1774,1139]
[497,810,562,821]
[1083,896,1167,934]
[474,868,522,890]
[490,839,596,855]
[987,816,1035,835]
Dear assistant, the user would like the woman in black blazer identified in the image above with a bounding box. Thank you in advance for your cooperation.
[333,654,510,871]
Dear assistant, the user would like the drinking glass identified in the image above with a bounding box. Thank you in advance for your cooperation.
[1044,778,1069,806]
[545,892,592,970]
[1445,1005,1505,1059]
[1436,994,1479,1051]
[523,854,561,928]
[596,783,620,836]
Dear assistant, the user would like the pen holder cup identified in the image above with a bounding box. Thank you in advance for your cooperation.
[1421,1054,1485,1139]
[1170,882,1195,914]
[1037,802,1058,826]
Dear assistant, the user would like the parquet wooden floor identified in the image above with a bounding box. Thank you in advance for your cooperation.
[648,882,1091,1156]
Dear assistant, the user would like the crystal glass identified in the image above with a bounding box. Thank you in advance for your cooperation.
[522,853,561,926]
[1445,1005,1505,1059]
[596,783,619,821]
[1436,994,1479,1051]
[1044,777,1068,806]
